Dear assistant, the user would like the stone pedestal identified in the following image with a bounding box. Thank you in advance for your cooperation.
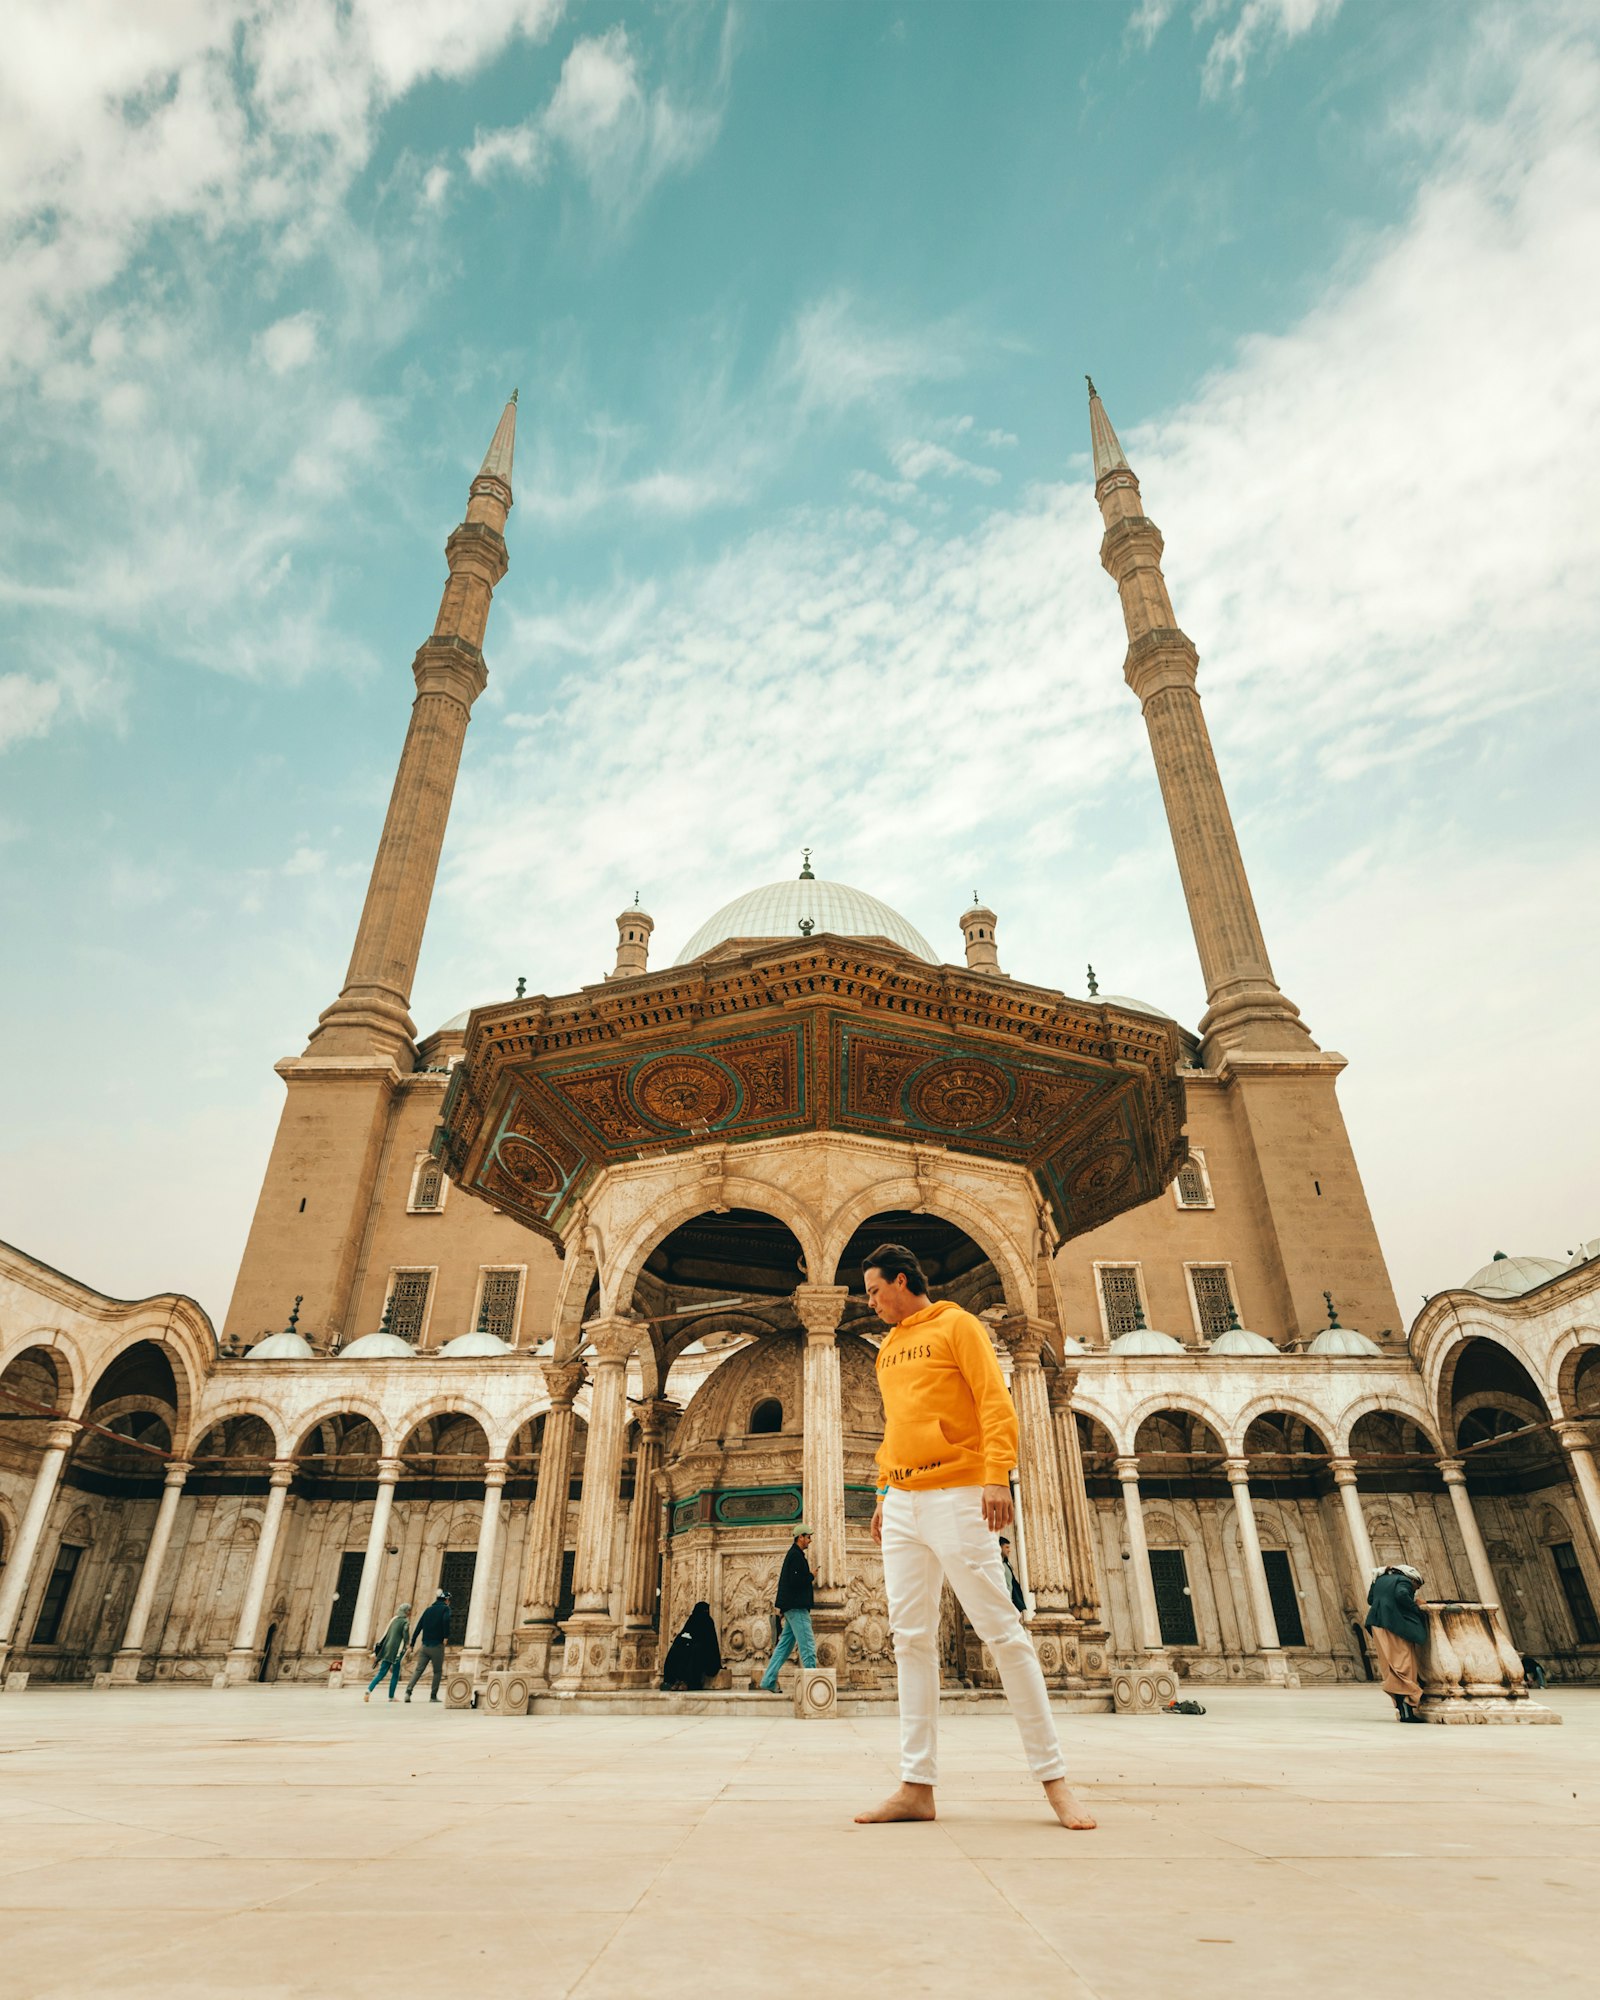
[1418,1602,1561,1724]
[552,1614,621,1690]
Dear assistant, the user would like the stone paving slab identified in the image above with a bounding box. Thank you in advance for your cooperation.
[0,1683,1593,1998]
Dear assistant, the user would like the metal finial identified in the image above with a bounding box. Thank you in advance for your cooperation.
[1086,374,1098,398]
[378,1296,394,1337]
[1086,963,1099,997]
[798,916,814,936]
[286,1295,303,1333]
[632,890,641,908]
[799,847,814,880]
[1323,1290,1341,1328]
[1226,1299,1242,1332]
[1132,1295,1148,1331]
[477,1294,491,1336]
[510,387,519,405]
[515,975,526,999]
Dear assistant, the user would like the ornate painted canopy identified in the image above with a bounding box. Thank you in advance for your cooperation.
[436,937,1190,1251]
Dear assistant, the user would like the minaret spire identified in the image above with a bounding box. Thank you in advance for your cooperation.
[1088,377,1313,1057]
[307,394,519,1059]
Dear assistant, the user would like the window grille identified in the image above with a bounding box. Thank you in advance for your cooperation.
[32,1544,84,1646]
[1190,1265,1236,1340]
[386,1270,433,1345]
[412,1159,444,1211]
[324,1550,366,1649]
[438,1551,477,1646]
[1098,1266,1143,1337]
[1261,1548,1306,1647]
[1551,1541,1600,1646]
[478,1268,521,1342]
[1175,1156,1211,1207]
[1148,1548,1198,1646]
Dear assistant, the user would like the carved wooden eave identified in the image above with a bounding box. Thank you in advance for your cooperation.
[435,936,1190,1253]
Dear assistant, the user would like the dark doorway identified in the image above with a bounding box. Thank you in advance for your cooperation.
[31,1544,84,1646]
[1262,1549,1306,1647]
[324,1550,366,1648]
[1148,1548,1198,1646]
[438,1551,477,1644]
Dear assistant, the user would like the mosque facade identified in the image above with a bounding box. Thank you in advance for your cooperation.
[2,390,1598,1702]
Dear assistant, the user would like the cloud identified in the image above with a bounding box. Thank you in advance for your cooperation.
[1130,0,1346,93]
[781,292,970,414]
[464,19,731,218]
[0,672,61,749]
[890,438,1002,485]
[258,310,320,374]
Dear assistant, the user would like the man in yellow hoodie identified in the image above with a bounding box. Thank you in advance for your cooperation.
[854,1242,1095,1830]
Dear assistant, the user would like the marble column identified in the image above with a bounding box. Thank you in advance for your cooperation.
[224,1460,296,1684]
[460,1459,508,1669]
[1224,1457,1287,1678]
[1050,1372,1104,1625]
[1328,1456,1376,1605]
[522,1363,586,1626]
[0,1421,77,1682]
[794,1284,850,1603]
[996,1319,1073,1611]
[1439,1457,1502,1611]
[618,1400,673,1685]
[1554,1422,1600,1571]
[558,1318,640,1687]
[1114,1456,1163,1653]
[339,1456,403,1681]
[109,1458,191,1684]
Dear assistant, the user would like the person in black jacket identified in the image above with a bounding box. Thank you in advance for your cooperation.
[998,1536,1027,1615]
[404,1589,452,1703]
[1364,1564,1429,1722]
[661,1601,722,1690]
[758,1530,818,1692]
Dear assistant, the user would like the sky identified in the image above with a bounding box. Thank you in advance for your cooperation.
[2,0,1597,1329]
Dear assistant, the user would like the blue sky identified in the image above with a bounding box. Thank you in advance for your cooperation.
[3,0,1598,1326]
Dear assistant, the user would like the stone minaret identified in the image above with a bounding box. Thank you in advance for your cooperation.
[959,899,1002,974]
[1086,378,1399,1344]
[308,393,519,1060]
[223,397,519,1349]
[1089,378,1312,1059]
[609,900,654,978]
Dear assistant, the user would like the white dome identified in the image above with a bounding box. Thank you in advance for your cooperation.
[439,1330,514,1357]
[432,1008,472,1035]
[1210,1326,1279,1356]
[674,878,935,964]
[1108,1326,1186,1356]
[1055,1333,1087,1355]
[1308,1326,1382,1357]
[1462,1253,1567,1299]
[1566,1239,1600,1268]
[339,1331,416,1359]
[249,1330,314,1360]
[1099,993,1176,1021]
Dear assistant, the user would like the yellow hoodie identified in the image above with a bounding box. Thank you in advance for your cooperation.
[874,1298,1018,1492]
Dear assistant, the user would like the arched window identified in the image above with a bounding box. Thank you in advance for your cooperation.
[1174,1152,1213,1209]
[750,1398,783,1434]
[410,1157,445,1213]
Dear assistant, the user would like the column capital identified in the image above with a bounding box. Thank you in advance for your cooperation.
[636,1398,677,1442]
[1555,1420,1597,1454]
[583,1316,643,1366]
[993,1314,1052,1366]
[540,1359,588,1406]
[1328,1455,1358,1486]
[162,1458,193,1489]
[1048,1366,1081,1411]
[1113,1455,1142,1484]
[267,1459,296,1489]
[1438,1457,1467,1485]
[482,1459,509,1489]
[792,1284,849,1339]
[45,1421,78,1452]
[1222,1457,1253,1486]
[376,1456,405,1484]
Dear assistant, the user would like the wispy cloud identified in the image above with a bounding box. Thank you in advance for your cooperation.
[1131,0,1346,95]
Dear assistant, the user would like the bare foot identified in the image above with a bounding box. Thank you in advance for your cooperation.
[854,1782,937,1824]
[1043,1778,1096,1830]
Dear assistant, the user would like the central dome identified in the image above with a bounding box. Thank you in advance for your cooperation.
[674,876,936,965]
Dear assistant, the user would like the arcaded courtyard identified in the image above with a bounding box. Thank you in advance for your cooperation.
[1,1686,1592,1999]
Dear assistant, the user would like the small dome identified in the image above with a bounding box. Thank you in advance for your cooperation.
[1461,1253,1567,1299]
[432,1008,472,1035]
[439,1329,515,1358]
[339,1331,416,1359]
[1308,1325,1382,1357]
[1108,1326,1187,1356]
[1055,1333,1087,1355]
[1099,994,1177,1021]
[1565,1239,1600,1269]
[1210,1326,1279,1356]
[249,1330,315,1360]
[675,878,935,964]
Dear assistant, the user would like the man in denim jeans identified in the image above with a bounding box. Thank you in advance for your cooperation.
[758,1530,817,1691]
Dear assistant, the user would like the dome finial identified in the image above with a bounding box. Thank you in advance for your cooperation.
[515,975,526,999]
[1323,1290,1341,1328]
[1086,963,1099,997]
[285,1294,303,1334]
[799,847,814,880]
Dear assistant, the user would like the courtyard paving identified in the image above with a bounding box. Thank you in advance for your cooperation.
[0,1682,1593,1998]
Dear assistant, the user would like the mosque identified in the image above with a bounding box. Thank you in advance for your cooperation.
[2,388,1597,1703]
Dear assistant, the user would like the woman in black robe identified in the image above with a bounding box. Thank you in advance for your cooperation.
[660,1600,722,1690]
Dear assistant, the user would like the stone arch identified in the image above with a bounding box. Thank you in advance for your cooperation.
[1554,1330,1600,1418]
[75,1320,203,1452]
[188,1399,290,1458]
[1231,1395,1336,1459]
[0,1334,80,1418]
[288,1396,393,1459]
[395,1395,505,1458]
[1334,1394,1443,1458]
[1431,1326,1554,1442]
[1436,1335,1556,1453]
[820,1182,1035,1318]
[551,1241,600,1353]
[1119,1391,1231,1461]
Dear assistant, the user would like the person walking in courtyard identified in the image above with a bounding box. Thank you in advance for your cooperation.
[404,1588,452,1703]
[854,1243,1095,1831]
[998,1535,1027,1614]
[1365,1563,1429,1722]
[759,1529,818,1691]
[363,1600,410,1703]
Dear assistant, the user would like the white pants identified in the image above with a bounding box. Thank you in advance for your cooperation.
[881,1484,1066,1786]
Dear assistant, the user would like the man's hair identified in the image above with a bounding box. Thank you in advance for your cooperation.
[863,1242,929,1293]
